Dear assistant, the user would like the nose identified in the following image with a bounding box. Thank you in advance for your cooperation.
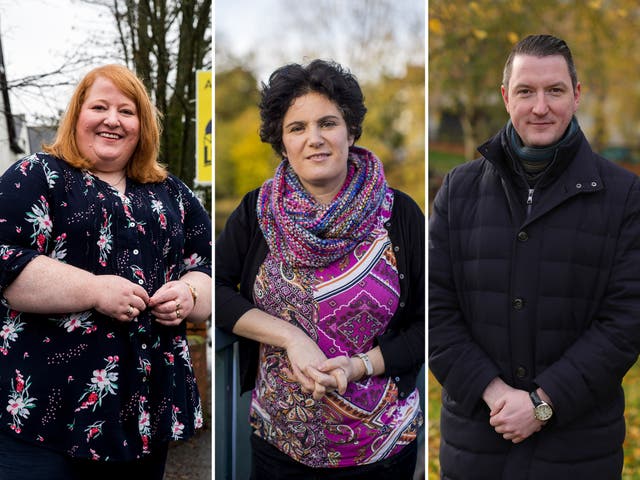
[307,125,324,147]
[532,92,549,116]
[103,108,120,127]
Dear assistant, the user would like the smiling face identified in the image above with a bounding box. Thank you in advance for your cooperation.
[502,54,580,147]
[75,76,140,174]
[281,91,354,203]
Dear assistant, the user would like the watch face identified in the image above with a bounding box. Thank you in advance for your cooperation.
[535,403,553,421]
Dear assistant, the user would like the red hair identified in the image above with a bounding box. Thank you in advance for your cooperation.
[43,64,167,183]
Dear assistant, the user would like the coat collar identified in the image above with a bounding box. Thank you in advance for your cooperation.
[477,123,604,227]
[478,123,603,195]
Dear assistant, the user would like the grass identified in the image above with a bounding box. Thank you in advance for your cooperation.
[429,150,466,176]
[428,361,640,479]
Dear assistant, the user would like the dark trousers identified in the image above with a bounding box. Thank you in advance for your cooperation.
[0,431,169,480]
[250,434,418,480]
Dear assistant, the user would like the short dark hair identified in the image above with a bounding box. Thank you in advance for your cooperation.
[259,59,367,156]
[502,34,578,91]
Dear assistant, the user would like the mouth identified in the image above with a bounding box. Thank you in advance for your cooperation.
[97,132,122,140]
[306,153,330,161]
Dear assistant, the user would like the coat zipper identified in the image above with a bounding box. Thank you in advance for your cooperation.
[527,188,534,216]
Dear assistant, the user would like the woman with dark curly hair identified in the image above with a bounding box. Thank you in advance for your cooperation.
[216,59,424,479]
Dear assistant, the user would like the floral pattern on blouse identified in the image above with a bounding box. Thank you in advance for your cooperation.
[0,153,211,461]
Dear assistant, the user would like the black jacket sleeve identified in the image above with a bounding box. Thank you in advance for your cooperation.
[377,189,426,397]
[215,189,263,333]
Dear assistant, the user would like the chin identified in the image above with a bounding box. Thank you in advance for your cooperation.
[525,135,560,148]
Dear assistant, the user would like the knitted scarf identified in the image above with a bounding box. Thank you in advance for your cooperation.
[257,146,388,272]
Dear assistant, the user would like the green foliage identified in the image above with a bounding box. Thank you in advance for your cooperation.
[214,67,265,200]
[363,65,426,210]
[229,109,278,195]
[215,67,261,121]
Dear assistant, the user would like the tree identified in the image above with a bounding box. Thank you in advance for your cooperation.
[429,0,640,161]
[214,66,265,200]
[429,1,540,160]
[363,65,425,209]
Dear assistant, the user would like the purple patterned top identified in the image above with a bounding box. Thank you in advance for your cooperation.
[250,188,422,467]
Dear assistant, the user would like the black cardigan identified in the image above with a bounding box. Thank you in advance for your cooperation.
[215,187,425,397]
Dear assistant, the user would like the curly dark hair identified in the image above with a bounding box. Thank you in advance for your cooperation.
[259,59,367,156]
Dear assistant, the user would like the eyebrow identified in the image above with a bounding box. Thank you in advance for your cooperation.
[513,81,570,90]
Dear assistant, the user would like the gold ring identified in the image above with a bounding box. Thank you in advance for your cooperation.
[126,306,134,316]
[176,309,182,319]
[176,301,181,310]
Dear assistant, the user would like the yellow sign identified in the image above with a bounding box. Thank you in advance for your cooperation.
[196,70,212,185]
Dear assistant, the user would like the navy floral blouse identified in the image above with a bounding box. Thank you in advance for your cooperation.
[0,153,211,461]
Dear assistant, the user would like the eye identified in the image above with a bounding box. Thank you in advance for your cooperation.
[91,105,107,111]
[120,109,135,115]
[320,119,337,128]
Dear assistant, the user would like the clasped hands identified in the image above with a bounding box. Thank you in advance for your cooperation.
[92,275,195,325]
[483,377,548,444]
[283,333,366,401]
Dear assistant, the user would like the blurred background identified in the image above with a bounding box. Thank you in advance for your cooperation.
[428,1,640,478]
[214,0,425,478]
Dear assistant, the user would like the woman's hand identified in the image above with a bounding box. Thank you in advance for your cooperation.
[92,275,149,321]
[311,356,366,395]
[149,280,195,326]
[231,308,344,400]
[282,331,335,400]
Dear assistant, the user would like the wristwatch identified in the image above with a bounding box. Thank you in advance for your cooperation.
[355,353,374,377]
[529,390,553,421]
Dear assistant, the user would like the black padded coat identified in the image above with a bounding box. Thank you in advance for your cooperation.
[429,125,640,479]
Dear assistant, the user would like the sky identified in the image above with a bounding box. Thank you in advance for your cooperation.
[215,0,425,85]
[0,0,119,121]
[215,0,291,83]
[1,0,423,124]
[215,0,272,62]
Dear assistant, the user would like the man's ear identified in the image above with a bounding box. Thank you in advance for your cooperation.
[573,82,581,111]
[501,84,510,113]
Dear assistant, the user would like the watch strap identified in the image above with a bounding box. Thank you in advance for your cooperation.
[355,353,373,377]
[529,389,543,407]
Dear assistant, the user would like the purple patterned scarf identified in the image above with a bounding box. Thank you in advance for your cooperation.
[257,146,388,270]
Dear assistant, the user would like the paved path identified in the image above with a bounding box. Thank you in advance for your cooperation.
[164,427,212,480]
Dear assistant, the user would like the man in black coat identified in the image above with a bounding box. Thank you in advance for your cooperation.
[429,34,640,479]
